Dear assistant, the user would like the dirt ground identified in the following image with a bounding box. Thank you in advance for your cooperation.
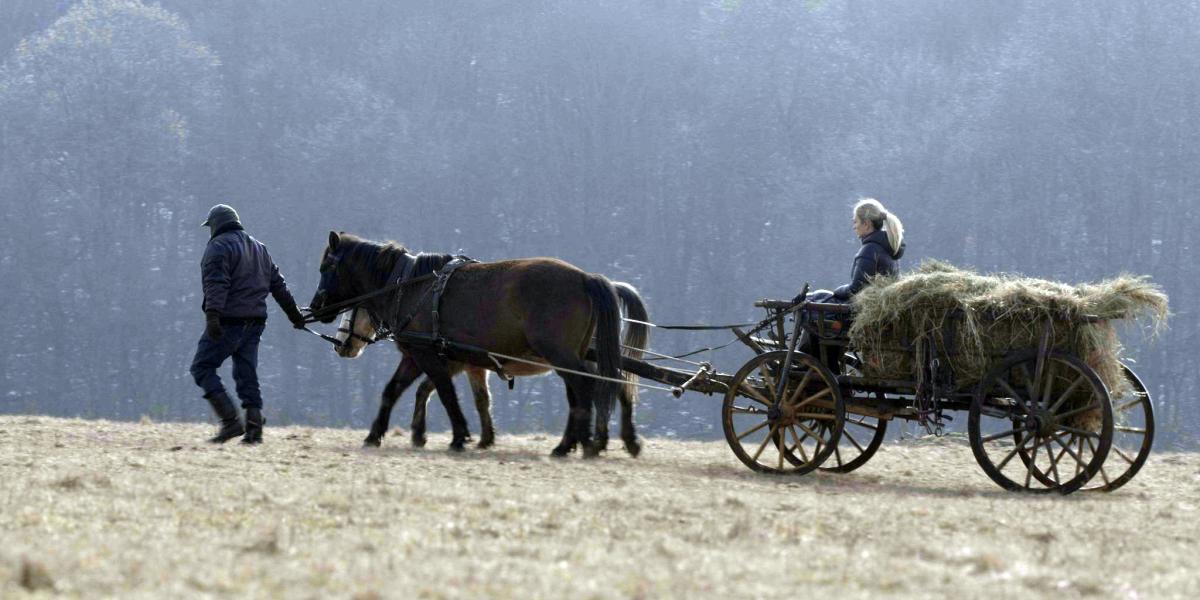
[0,416,1196,599]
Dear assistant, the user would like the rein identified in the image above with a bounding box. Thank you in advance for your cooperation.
[299,323,344,346]
[299,303,396,349]
[301,271,437,324]
[620,317,766,331]
[300,281,438,350]
[302,253,472,349]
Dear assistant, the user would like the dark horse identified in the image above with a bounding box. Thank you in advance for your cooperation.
[332,281,648,455]
[309,232,634,457]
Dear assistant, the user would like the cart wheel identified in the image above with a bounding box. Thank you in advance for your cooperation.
[1021,363,1155,492]
[722,350,844,475]
[1080,364,1152,492]
[969,350,1113,494]
[1084,364,1155,491]
[818,354,887,473]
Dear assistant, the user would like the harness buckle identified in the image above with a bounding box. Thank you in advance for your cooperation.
[487,354,516,388]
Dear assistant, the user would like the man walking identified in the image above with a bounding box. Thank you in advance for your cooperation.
[190,204,305,444]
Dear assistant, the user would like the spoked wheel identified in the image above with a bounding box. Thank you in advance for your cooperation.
[969,350,1113,494]
[1022,363,1155,492]
[722,350,845,475]
[1082,364,1153,492]
[819,354,888,473]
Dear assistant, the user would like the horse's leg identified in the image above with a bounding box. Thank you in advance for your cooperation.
[527,340,599,457]
[546,369,597,458]
[594,381,614,454]
[414,364,474,447]
[410,353,471,451]
[468,368,495,448]
[618,384,641,457]
[562,371,599,458]
[411,377,435,448]
[364,356,422,447]
[554,385,580,456]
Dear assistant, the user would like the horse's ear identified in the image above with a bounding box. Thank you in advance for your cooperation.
[328,231,340,249]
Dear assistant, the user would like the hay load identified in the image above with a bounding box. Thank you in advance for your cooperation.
[847,261,1169,394]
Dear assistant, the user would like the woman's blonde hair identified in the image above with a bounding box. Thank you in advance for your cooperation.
[853,198,904,255]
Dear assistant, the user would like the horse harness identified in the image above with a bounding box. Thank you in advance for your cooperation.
[428,257,475,341]
[337,255,477,348]
[304,253,476,350]
[336,305,382,347]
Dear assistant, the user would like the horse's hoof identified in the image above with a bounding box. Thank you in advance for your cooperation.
[477,437,495,449]
[623,437,642,458]
[449,440,466,452]
[594,435,610,453]
[581,443,602,459]
[363,437,382,448]
[411,434,426,448]
[550,445,572,458]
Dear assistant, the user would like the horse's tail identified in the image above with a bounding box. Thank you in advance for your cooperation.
[613,281,649,403]
[612,281,648,455]
[584,274,623,413]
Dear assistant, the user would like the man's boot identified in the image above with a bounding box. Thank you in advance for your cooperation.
[205,392,244,444]
[241,408,264,445]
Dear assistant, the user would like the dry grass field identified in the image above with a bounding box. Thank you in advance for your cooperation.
[0,415,1196,599]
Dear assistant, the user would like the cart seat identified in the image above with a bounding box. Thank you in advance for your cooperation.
[804,301,854,339]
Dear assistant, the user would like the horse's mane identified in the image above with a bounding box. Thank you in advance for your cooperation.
[338,234,453,281]
[409,252,455,278]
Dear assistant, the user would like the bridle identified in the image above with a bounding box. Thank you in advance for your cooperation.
[304,244,474,352]
[305,248,426,325]
[336,304,386,348]
[307,247,416,349]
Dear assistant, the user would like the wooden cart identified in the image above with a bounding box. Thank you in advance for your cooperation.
[697,296,1153,494]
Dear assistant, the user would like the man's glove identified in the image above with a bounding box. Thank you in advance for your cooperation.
[205,311,224,340]
[283,303,306,329]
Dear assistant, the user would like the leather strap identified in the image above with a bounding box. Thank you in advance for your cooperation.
[430,256,477,342]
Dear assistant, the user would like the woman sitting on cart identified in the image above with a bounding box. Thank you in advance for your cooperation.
[795,199,905,370]
[803,198,906,306]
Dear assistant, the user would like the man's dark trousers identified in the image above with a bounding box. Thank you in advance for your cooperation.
[190,320,267,409]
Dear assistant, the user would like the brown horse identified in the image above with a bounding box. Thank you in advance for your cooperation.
[333,281,648,455]
[309,232,633,457]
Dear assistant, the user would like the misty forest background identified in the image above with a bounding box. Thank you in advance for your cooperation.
[1,0,1196,448]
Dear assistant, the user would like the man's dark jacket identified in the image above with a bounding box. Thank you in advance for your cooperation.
[201,223,298,319]
[833,229,905,300]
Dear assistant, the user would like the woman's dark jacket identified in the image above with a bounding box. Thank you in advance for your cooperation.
[201,223,298,319]
[832,229,905,300]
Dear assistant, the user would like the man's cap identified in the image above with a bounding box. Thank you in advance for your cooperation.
[201,204,240,228]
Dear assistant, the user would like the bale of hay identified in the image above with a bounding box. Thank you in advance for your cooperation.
[847,260,1168,396]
